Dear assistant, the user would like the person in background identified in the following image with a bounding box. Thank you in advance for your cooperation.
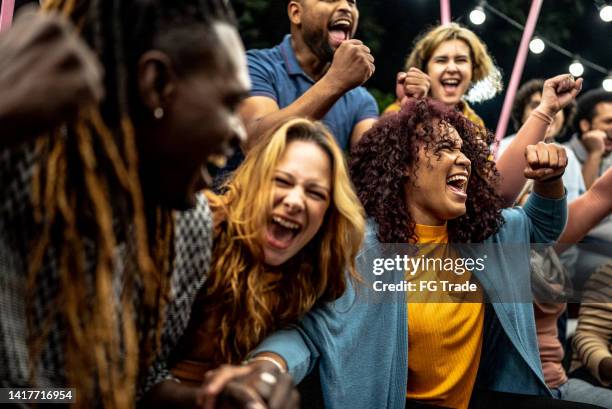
[387,24,582,207]
[563,89,612,290]
[571,263,612,390]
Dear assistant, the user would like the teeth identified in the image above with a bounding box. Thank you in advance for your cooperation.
[331,19,351,28]
[273,216,300,230]
[442,80,459,85]
[446,175,468,185]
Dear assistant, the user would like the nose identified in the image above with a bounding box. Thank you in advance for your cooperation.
[455,151,471,170]
[282,186,305,213]
[445,59,458,73]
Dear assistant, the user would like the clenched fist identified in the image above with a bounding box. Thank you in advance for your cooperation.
[324,39,374,93]
[537,74,582,118]
[395,68,431,103]
[524,142,568,182]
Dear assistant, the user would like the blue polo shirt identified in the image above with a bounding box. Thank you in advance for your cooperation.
[247,35,379,150]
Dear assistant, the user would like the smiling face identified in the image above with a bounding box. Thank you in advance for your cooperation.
[263,140,332,266]
[290,0,359,63]
[404,123,471,226]
[426,39,473,108]
[139,22,250,210]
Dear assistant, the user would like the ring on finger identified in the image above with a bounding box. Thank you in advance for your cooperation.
[259,372,277,385]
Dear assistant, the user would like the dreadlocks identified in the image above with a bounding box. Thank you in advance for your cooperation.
[26,0,235,407]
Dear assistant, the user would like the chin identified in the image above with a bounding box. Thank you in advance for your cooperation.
[263,249,290,267]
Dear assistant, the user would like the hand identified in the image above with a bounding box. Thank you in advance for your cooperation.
[0,6,103,139]
[599,357,612,383]
[196,363,299,409]
[581,129,608,156]
[537,74,582,118]
[524,142,568,182]
[395,68,430,104]
[324,39,374,93]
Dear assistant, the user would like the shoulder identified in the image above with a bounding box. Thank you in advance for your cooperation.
[247,42,284,68]
[174,193,214,276]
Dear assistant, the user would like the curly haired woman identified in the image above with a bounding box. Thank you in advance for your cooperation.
[245,98,607,409]
[170,119,365,391]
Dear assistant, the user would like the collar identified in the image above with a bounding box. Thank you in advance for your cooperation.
[280,34,308,77]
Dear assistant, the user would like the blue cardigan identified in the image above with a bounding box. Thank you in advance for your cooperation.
[252,192,567,409]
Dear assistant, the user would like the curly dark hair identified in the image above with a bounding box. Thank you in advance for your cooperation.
[350,98,504,243]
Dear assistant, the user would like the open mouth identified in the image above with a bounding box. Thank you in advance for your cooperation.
[328,18,352,47]
[440,78,461,94]
[265,215,303,250]
[446,174,469,196]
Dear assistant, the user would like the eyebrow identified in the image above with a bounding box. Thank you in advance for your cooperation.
[276,170,331,192]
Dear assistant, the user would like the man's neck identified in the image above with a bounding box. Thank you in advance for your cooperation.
[290,31,330,81]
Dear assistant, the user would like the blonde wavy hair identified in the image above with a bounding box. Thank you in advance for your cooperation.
[405,23,503,103]
[201,118,365,363]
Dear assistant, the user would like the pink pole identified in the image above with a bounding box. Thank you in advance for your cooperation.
[493,0,544,157]
[0,0,15,32]
[440,0,451,24]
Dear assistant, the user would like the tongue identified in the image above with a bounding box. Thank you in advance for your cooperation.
[269,223,294,245]
[329,30,347,47]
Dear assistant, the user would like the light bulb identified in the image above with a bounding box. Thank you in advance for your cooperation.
[600,5,612,22]
[569,60,584,77]
[469,7,486,25]
[603,76,612,92]
[529,37,545,54]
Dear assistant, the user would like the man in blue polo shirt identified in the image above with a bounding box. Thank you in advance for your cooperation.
[239,0,378,150]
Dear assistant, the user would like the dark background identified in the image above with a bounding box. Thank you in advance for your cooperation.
[233,0,612,133]
[7,0,611,133]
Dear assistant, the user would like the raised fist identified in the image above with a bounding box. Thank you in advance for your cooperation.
[325,39,374,93]
[524,142,568,182]
[538,74,582,118]
[395,67,431,104]
[581,129,610,156]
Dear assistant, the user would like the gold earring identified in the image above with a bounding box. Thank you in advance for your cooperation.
[153,107,164,119]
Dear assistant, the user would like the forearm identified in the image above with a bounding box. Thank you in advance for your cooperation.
[139,380,197,409]
[532,177,565,200]
[555,193,607,253]
[246,76,344,149]
[496,111,551,206]
[582,153,603,188]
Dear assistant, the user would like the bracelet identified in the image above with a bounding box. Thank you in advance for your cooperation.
[243,356,287,374]
[531,109,554,126]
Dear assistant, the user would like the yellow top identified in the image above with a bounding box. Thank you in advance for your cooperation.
[406,224,484,409]
[384,100,486,130]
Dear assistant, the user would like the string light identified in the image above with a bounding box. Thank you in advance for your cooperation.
[569,59,585,77]
[474,2,610,86]
[600,4,612,22]
[529,37,545,54]
[469,6,486,25]
[603,74,612,92]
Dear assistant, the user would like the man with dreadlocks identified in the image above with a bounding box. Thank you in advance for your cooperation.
[1,1,297,408]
